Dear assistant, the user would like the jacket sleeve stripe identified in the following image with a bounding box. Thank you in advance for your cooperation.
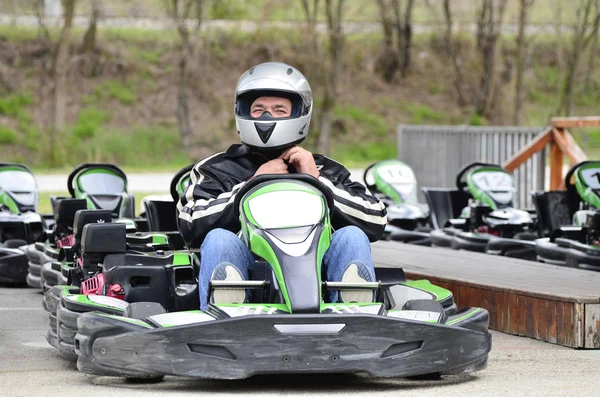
[177,152,223,211]
[178,181,246,223]
[318,177,384,212]
[333,200,388,225]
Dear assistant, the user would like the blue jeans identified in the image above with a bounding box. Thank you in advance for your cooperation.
[198,226,375,310]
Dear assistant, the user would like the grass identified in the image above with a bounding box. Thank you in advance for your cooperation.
[0,124,19,144]
[37,191,168,216]
[93,79,137,105]
[0,92,33,117]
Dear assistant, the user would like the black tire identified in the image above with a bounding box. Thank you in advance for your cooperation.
[124,302,166,320]
[402,299,447,323]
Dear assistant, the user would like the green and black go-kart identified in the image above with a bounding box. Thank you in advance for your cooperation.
[535,161,600,271]
[424,162,538,259]
[30,163,194,292]
[44,174,490,380]
[364,160,431,246]
[0,163,48,284]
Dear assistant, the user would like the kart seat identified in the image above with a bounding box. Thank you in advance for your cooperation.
[143,198,178,232]
[532,191,572,237]
[422,187,470,229]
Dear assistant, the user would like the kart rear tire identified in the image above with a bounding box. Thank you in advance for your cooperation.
[402,299,447,323]
[124,302,166,320]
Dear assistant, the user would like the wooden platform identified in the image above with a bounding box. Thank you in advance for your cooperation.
[372,242,600,349]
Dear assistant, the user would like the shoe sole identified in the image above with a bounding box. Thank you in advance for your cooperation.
[339,263,374,303]
[212,265,246,305]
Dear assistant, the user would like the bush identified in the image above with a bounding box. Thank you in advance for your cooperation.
[94,80,137,105]
[0,124,19,144]
[334,104,390,137]
[71,107,110,139]
[0,93,33,117]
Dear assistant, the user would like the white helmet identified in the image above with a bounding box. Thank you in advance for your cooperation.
[234,62,313,150]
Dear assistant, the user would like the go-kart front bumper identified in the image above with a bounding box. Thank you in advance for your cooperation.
[75,311,491,380]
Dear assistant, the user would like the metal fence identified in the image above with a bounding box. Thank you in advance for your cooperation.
[397,125,548,209]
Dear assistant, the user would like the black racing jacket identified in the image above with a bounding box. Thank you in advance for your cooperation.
[177,144,387,248]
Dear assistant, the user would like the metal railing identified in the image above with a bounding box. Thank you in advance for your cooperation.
[397,125,547,208]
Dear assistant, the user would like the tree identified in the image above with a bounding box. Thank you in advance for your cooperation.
[374,0,414,81]
[394,0,414,78]
[474,0,508,117]
[316,0,344,155]
[165,0,205,149]
[442,0,469,106]
[513,0,535,125]
[300,0,321,85]
[49,0,75,166]
[81,0,102,77]
[557,0,600,116]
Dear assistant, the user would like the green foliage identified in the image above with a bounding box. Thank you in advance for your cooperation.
[402,102,445,124]
[64,126,189,167]
[130,47,164,65]
[334,104,389,137]
[0,124,19,144]
[94,80,137,105]
[332,141,397,167]
[468,113,487,126]
[71,107,111,139]
[208,0,249,19]
[0,93,33,117]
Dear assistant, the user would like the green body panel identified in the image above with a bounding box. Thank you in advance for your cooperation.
[0,191,19,214]
[152,234,169,245]
[446,308,482,325]
[172,252,191,266]
[372,161,405,204]
[466,167,513,210]
[246,230,291,310]
[574,163,600,209]
[68,294,126,312]
[404,279,453,302]
[95,312,153,328]
[240,180,332,313]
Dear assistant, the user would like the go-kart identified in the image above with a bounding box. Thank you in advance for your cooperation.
[0,163,48,284]
[364,160,431,246]
[45,174,491,380]
[535,161,600,270]
[424,162,537,259]
[33,163,195,291]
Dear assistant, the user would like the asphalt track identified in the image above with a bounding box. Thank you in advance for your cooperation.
[1,264,600,397]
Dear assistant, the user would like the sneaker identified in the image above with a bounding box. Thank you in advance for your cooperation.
[339,262,375,303]
[210,263,246,305]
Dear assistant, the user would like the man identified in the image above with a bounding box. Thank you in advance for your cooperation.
[177,62,387,310]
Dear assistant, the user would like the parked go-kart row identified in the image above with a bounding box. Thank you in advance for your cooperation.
[40,172,490,379]
[25,163,193,291]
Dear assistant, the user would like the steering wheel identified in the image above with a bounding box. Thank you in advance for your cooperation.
[564,161,600,191]
[362,162,380,195]
[67,163,128,198]
[455,162,502,191]
[170,163,195,202]
[233,174,335,219]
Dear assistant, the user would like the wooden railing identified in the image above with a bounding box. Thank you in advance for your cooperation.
[503,117,596,190]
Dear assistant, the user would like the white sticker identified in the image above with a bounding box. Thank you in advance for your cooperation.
[149,311,215,326]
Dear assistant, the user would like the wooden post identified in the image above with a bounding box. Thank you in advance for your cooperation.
[550,140,564,190]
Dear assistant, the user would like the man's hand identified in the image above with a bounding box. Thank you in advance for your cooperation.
[253,158,289,177]
[280,146,320,179]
